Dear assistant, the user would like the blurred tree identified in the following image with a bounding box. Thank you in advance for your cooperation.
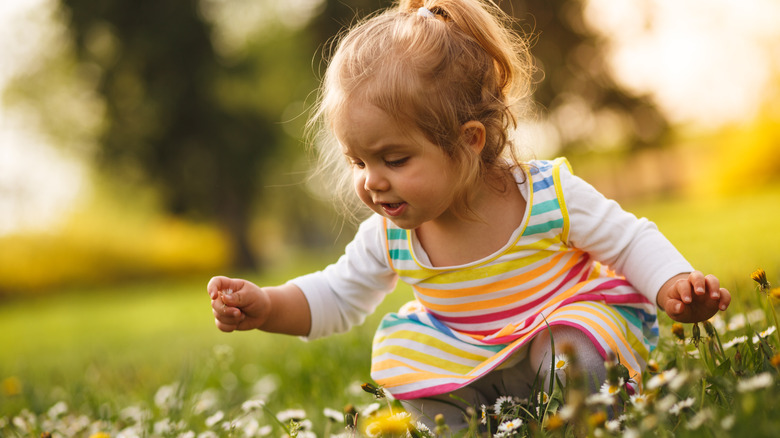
[54,0,667,271]
[509,0,669,152]
[60,0,315,269]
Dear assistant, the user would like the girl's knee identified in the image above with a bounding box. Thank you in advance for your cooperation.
[529,325,606,390]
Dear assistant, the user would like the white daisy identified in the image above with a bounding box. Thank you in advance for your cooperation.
[360,403,381,417]
[722,335,748,349]
[599,378,624,396]
[629,394,649,411]
[752,326,777,343]
[605,419,621,432]
[205,411,224,428]
[497,418,523,433]
[553,354,569,371]
[493,395,514,414]
[736,372,774,393]
[669,397,695,415]
[323,407,343,422]
[586,392,615,406]
[241,399,265,413]
[646,369,678,390]
[276,409,306,423]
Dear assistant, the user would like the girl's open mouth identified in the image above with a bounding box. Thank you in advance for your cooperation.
[381,202,406,217]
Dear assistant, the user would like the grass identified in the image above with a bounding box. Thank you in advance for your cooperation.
[1,184,780,436]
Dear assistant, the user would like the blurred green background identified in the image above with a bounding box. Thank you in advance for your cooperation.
[1,0,779,424]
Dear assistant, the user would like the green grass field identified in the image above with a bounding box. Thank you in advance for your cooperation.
[2,185,780,436]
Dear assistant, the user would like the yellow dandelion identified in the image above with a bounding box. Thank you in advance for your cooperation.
[89,433,110,438]
[364,409,411,437]
[671,323,685,341]
[2,376,22,396]
[545,414,564,431]
[752,269,770,290]
[588,411,607,428]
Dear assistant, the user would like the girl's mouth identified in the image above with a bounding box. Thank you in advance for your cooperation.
[381,202,406,216]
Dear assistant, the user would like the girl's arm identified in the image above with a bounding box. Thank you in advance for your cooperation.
[208,277,311,336]
[559,166,731,322]
[207,214,397,338]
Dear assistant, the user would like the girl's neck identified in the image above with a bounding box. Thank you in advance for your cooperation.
[415,168,526,267]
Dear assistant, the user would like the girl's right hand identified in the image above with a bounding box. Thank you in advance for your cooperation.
[207,276,271,332]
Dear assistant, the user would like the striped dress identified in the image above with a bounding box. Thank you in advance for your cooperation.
[371,158,658,399]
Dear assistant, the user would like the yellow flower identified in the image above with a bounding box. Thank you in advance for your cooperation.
[2,376,21,396]
[363,410,411,437]
[89,433,110,438]
[588,411,607,428]
[752,268,771,290]
[671,323,685,341]
[545,413,564,431]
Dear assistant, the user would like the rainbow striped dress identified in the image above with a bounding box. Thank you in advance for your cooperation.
[370,158,658,399]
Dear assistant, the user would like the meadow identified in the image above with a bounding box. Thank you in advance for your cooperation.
[1,184,780,437]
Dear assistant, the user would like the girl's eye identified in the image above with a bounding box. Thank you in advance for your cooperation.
[385,157,408,167]
[353,161,366,169]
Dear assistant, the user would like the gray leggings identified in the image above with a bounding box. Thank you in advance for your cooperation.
[401,325,607,432]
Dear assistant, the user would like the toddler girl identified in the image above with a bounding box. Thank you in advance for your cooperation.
[208,0,731,430]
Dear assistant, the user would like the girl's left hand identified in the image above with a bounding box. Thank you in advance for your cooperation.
[657,271,731,323]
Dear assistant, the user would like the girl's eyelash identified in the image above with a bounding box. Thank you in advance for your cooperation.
[386,157,408,167]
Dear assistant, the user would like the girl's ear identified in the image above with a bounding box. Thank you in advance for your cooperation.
[460,120,486,155]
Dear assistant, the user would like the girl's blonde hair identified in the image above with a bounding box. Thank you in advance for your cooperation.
[308,0,535,221]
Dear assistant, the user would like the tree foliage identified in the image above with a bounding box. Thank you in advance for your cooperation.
[57,0,668,270]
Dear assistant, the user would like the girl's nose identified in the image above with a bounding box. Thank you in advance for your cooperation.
[364,168,389,192]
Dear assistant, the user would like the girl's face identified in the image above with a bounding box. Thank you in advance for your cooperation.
[334,101,460,230]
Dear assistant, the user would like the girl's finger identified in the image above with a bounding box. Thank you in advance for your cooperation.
[718,287,731,311]
[676,278,693,304]
[688,271,706,295]
[705,274,720,300]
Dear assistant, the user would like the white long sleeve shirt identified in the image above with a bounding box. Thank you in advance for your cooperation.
[292,165,692,340]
